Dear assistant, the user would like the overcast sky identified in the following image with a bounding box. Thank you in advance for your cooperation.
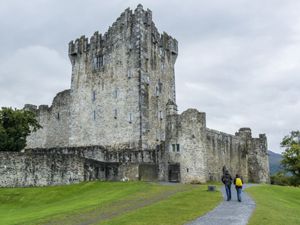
[1,0,299,153]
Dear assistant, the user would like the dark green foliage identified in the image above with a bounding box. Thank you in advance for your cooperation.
[0,107,42,152]
[270,172,295,186]
[278,131,300,186]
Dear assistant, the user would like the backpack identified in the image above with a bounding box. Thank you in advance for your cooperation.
[236,178,243,187]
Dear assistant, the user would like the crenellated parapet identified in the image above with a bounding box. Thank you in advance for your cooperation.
[68,5,178,66]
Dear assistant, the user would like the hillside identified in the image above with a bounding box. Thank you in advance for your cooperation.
[268,150,282,175]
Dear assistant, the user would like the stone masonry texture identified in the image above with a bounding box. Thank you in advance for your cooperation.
[1,5,269,187]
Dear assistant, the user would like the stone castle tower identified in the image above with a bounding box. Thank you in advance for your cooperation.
[27,4,177,151]
[20,5,269,185]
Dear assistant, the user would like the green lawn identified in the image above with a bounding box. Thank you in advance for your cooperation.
[246,185,300,225]
[0,181,221,225]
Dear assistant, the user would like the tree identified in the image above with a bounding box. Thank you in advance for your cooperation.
[0,107,42,151]
[281,131,300,179]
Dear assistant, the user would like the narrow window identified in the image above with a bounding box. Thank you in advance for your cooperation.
[93,110,96,120]
[127,70,132,79]
[128,112,132,123]
[92,90,96,102]
[97,55,103,68]
[172,144,176,152]
[93,57,97,70]
[56,112,60,120]
[159,111,163,120]
[93,55,103,69]
[114,109,118,119]
[158,80,163,93]
[114,88,118,98]
[187,168,189,173]
[156,86,159,96]
[176,144,180,152]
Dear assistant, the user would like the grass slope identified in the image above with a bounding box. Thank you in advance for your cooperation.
[0,182,221,225]
[246,185,300,225]
[100,185,221,225]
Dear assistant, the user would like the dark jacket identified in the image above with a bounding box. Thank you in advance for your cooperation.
[221,172,232,186]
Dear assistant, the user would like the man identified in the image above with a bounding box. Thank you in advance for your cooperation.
[234,174,243,202]
[221,170,232,201]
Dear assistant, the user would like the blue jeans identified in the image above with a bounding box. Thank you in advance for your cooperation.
[236,187,242,201]
[225,185,231,200]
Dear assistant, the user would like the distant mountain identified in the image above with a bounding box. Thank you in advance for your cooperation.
[268,150,283,175]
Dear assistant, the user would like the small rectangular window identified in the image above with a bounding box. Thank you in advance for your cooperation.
[172,144,176,152]
[93,55,103,69]
[176,144,180,152]
[56,112,60,120]
[93,110,96,120]
[92,91,96,102]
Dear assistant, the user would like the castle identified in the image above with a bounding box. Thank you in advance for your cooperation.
[0,5,269,187]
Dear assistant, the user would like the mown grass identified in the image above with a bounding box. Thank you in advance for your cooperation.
[0,182,222,225]
[246,185,300,225]
[0,182,170,225]
[100,185,221,225]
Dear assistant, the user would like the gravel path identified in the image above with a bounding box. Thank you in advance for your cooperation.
[186,184,257,225]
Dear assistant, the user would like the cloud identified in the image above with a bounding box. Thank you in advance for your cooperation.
[0,45,71,108]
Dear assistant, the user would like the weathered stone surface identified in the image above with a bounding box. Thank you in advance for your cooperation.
[0,151,119,187]
[3,4,270,187]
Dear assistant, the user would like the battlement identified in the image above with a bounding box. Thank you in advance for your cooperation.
[235,127,252,139]
[68,5,178,61]
[24,104,37,111]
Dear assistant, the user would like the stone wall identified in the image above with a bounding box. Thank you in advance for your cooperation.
[25,89,71,148]
[247,134,270,183]
[0,151,119,187]
[165,106,268,183]
[165,108,207,183]
[205,128,248,182]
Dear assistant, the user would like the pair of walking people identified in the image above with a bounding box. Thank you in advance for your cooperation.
[221,170,243,202]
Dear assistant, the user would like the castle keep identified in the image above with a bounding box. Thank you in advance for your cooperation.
[0,5,269,187]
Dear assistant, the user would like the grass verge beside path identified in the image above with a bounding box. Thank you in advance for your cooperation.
[246,185,300,225]
[0,181,222,225]
[100,185,221,225]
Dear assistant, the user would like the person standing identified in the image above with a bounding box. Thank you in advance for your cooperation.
[234,174,243,202]
[221,170,232,201]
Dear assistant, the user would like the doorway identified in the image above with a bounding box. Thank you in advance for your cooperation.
[168,163,180,182]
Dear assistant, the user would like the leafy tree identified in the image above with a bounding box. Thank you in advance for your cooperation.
[0,107,42,151]
[281,131,300,179]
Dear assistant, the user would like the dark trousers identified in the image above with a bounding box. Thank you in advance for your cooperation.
[236,187,242,201]
[225,184,231,200]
